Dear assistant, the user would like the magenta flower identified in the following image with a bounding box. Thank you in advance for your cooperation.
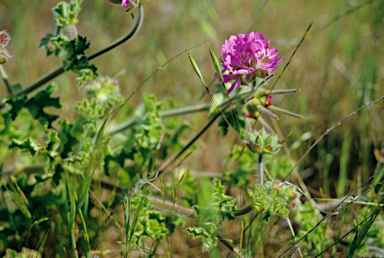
[119,0,130,7]
[220,32,284,93]
[108,0,130,7]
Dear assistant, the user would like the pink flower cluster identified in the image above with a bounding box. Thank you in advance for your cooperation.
[108,0,130,7]
[220,32,284,93]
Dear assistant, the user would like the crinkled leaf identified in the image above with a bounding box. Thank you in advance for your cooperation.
[57,119,78,158]
[212,178,238,220]
[6,96,28,120]
[26,84,61,128]
[5,84,61,128]
[9,138,44,158]
[76,68,98,87]
[39,33,64,57]
[45,129,61,153]
[5,248,41,258]
[51,35,98,87]
[186,223,218,252]
[52,1,81,27]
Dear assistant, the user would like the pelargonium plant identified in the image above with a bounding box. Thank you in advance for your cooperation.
[220,31,284,93]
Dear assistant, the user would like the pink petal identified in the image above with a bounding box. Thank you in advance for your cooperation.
[120,0,130,7]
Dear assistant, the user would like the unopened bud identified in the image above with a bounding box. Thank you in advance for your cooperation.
[0,30,12,64]
[244,128,282,155]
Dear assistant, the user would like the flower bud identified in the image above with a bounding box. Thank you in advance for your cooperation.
[0,30,12,64]
[244,128,282,155]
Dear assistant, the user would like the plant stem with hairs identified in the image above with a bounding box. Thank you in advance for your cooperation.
[13,4,144,98]
[257,154,264,185]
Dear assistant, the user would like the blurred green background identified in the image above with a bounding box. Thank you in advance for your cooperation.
[1,0,384,256]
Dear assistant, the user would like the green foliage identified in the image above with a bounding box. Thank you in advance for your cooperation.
[185,223,217,252]
[9,129,60,159]
[291,202,331,254]
[52,0,82,27]
[248,180,301,221]
[85,76,124,111]
[9,137,44,158]
[223,145,258,189]
[50,35,98,87]
[119,194,168,247]
[5,84,61,128]
[348,206,384,257]
[4,248,41,258]
[212,178,238,220]
[186,179,237,252]
[39,33,62,56]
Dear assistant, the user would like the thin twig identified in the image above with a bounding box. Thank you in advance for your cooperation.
[315,206,383,258]
[268,22,313,94]
[246,0,270,33]
[278,167,384,257]
[105,111,224,223]
[283,95,384,181]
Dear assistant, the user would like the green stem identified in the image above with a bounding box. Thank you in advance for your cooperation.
[233,204,254,216]
[14,4,144,98]
[109,88,254,135]
[269,88,300,95]
[87,4,144,61]
[268,105,304,120]
[0,65,14,97]
[70,229,79,258]
[154,109,224,179]
[69,25,78,39]
[16,67,65,97]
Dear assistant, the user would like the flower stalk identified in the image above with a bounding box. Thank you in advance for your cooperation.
[257,154,264,185]
[268,105,304,120]
[269,88,300,95]
[0,65,14,97]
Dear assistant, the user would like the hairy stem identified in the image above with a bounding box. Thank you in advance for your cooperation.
[233,204,254,216]
[257,154,263,186]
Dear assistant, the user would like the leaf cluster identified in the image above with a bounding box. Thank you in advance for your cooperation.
[186,179,238,252]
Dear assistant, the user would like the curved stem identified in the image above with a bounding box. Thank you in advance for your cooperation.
[0,65,14,97]
[88,5,143,61]
[257,154,264,185]
[233,204,254,216]
[16,67,65,97]
[154,110,223,179]
[109,88,255,135]
[15,4,144,98]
